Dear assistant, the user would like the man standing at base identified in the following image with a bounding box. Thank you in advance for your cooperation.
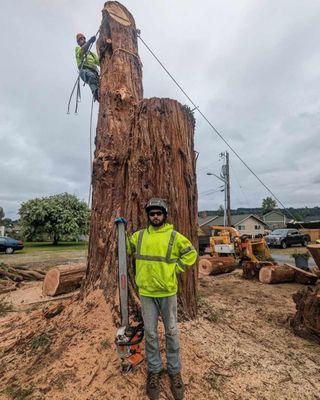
[129,198,197,400]
[75,33,100,101]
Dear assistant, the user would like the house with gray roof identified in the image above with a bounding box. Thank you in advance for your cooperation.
[209,214,268,236]
[262,210,288,230]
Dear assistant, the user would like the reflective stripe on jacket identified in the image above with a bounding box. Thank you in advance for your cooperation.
[75,46,99,70]
[129,223,197,298]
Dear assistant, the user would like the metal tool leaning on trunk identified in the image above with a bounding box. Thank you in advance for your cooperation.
[114,217,144,374]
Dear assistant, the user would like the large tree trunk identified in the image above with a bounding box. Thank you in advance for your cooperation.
[84,2,198,322]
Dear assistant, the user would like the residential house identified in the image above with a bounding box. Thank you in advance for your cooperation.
[262,210,288,230]
[209,214,268,237]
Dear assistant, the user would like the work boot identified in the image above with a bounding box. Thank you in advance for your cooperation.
[169,372,184,400]
[146,371,161,400]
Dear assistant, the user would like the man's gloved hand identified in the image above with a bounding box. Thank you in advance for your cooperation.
[115,217,127,224]
[89,36,96,44]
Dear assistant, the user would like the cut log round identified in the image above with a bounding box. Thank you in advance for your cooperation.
[259,265,295,284]
[198,258,214,275]
[42,264,86,296]
[284,263,318,285]
[291,284,320,344]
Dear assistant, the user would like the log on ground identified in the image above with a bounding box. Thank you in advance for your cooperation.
[291,284,320,344]
[242,261,275,280]
[284,263,318,285]
[42,263,86,296]
[259,265,295,284]
[198,256,236,276]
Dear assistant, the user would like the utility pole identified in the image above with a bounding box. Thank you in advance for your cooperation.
[226,151,231,226]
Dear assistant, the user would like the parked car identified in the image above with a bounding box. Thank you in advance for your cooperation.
[0,236,24,254]
[265,229,310,249]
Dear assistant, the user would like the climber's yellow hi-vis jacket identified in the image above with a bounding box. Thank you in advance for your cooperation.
[128,223,197,298]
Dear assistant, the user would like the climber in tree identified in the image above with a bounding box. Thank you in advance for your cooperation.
[75,33,100,102]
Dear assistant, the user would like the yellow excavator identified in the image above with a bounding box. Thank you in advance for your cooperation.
[208,225,272,264]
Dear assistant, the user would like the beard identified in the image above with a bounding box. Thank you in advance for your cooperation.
[148,218,165,227]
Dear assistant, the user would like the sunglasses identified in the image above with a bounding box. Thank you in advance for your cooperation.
[148,211,163,217]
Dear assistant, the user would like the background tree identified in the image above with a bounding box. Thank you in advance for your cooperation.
[19,193,90,245]
[0,207,4,224]
[261,197,277,214]
[217,204,224,216]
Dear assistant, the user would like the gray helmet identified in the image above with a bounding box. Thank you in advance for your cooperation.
[145,198,168,215]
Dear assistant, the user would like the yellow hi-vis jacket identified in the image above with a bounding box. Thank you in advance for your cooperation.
[75,46,99,70]
[129,223,197,298]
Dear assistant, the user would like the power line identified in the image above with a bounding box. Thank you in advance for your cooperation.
[137,33,301,224]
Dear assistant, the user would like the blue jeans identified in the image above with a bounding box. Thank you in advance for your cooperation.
[79,68,99,99]
[140,295,181,374]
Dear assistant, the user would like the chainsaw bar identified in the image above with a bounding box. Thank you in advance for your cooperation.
[116,219,128,327]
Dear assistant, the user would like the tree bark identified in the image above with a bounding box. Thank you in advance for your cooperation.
[291,284,320,344]
[284,263,318,285]
[307,244,320,269]
[259,265,295,284]
[242,261,275,280]
[84,2,198,322]
[199,256,236,276]
[43,263,86,296]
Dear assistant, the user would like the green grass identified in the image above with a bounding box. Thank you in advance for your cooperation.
[18,241,87,254]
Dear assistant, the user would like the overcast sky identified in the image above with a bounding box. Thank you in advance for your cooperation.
[1,0,320,219]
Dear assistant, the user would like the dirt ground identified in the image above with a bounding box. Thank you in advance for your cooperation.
[1,268,320,400]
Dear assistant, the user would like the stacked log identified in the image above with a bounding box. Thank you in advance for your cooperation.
[259,265,295,284]
[291,284,320,344]
[0,264,46,293]
[198,256,237,276]
[42,263,86,296]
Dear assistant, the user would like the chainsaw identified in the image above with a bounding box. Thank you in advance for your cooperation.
[114,217,144,374]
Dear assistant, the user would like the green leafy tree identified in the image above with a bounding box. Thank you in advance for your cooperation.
[261,197,277,214]
[0,207,4,223]
[217,204,224,216]
[19,193,90,245]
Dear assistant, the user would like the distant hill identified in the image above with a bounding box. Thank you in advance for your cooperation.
[198,207,320,220]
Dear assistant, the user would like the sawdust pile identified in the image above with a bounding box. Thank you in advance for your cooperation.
[1,272,320,399]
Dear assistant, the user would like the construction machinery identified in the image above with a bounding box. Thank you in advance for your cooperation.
[207,225,272,264]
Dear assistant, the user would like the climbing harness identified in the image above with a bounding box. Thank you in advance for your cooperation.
[67,14,108,115]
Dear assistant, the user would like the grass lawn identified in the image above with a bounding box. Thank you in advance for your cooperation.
[20,241,87,254]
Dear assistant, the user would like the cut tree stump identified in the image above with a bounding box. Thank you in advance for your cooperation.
[307,244,320,269]
[84,2,198,321]
[42,264,86,296]
[284,263,318,285]
[291,284,320,344]
[259,265,295,284]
